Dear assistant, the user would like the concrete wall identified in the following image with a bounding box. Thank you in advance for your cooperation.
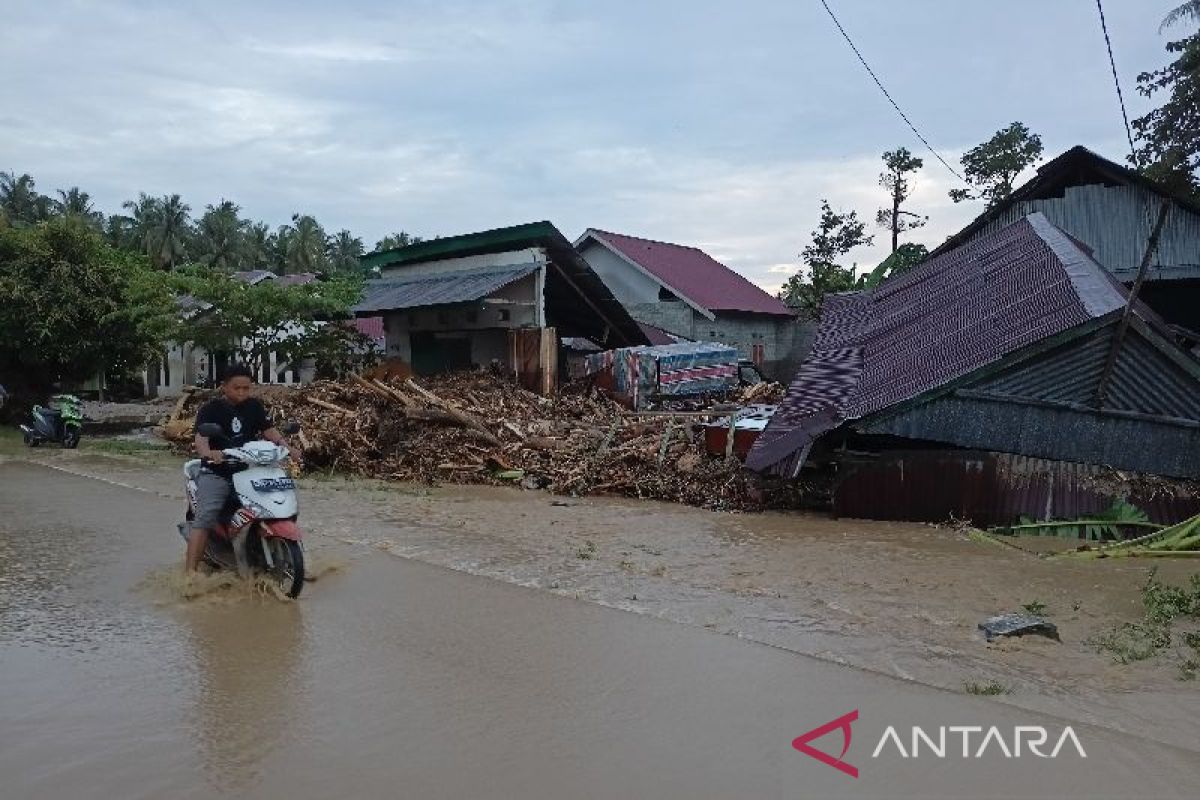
[577,240,663,304]
[619,302,813,383]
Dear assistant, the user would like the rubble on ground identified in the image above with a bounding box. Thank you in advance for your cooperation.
[157,373,822,511]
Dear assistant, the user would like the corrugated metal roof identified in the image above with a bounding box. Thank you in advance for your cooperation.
[354,264,538,313]
[747,212,1182,477]
[932,146,1200,283]
[358,221,649,348]
[580,229,794,316]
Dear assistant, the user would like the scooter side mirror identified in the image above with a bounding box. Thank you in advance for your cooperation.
[196,422,224,439]
[280,421,301,435]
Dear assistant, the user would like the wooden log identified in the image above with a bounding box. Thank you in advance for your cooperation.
[306,396,353,415]
[371,378,416,408]
[502,421,525,440]
[167,388,195,423]
[404,378,500,445]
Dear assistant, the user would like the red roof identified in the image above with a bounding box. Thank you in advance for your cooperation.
[584,229,793,317]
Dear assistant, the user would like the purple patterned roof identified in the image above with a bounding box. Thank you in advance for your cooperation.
[746,213,1134,477]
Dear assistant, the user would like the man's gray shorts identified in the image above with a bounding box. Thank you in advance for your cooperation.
[192,471,233,530]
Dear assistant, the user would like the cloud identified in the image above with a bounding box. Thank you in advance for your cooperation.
[245,39,412,64]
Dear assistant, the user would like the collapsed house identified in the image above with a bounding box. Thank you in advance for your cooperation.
[746,212,1200,525]
[932,145,1200,340]
[355,222,647,394]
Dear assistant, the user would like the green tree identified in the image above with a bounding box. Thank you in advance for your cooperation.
[53,187,104,229]
[860,242,930,289]
[165,269,368,377]
[778,199,873,319]
[150,194,192,270]
[1161,1,1200,32]
[122,193,191,269]
[327,229,365,274]
[374,231,424,251]
[0,217,173,391]
[242,222,274,271]
[282,213,329,274]
[194,199,248,271]
[875,147,927,253]
[948,122,1044,208]
[0,172,52,225]
[1132,32,1200,198]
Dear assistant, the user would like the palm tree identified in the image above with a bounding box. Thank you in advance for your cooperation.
[150,194,191,270]
[374,231,424,251]
[0,172,52,224]
[195,199,247,271]
[1162,2,1200,31]
[327,229,364,273]
[283,213,329,274]
[122,193,161,259]
[242,222,274,270]
[54,187,104,229]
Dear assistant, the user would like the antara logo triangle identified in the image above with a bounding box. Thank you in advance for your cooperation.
[792,709,859,778]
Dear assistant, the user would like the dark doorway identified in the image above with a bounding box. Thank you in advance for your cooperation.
[410,332,472,375]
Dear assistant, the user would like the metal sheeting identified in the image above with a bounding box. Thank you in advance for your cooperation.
[833,450,1200,527]
[747,213,1123,476]
[355,264,538,313]
[959,183,1200,281]
[973,327,1200,419]
[858,394,1200,478]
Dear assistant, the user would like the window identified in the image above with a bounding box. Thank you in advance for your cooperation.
[499,309,511,322]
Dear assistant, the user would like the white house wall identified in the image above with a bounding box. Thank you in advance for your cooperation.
[577,241,664,304]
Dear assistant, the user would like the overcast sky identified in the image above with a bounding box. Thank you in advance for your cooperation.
[0,1,1185,292]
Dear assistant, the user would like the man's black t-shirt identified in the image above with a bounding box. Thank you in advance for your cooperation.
[195,397,270,450]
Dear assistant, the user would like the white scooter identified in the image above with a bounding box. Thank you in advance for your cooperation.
[179,422,306,598]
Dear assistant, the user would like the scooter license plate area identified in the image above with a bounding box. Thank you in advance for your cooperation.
[250,478,295,493]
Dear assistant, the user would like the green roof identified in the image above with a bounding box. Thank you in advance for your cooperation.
[361,221,562,270]
[359,220,649,348]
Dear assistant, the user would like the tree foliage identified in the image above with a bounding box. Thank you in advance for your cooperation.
[1160,1,1200,32]
[948,122,1044,208]
[374,231,424,251]
[875,147,927,253]
[778,200,873,319]
[0,218,175,389]
[860,242,929,289]
[0,172,53,226]
[164,270,372,378]
[1132,32,1200,199]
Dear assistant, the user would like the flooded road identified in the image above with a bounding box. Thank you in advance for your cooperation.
[2,457,1199,799]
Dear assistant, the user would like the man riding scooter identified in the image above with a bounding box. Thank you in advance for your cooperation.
[187,363,303,573]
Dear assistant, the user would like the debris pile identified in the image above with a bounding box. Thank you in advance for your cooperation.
[158,373,820,511]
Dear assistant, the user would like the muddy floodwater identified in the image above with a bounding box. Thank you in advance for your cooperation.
[2,444,1199,798]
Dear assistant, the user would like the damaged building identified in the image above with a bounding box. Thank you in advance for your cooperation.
[746,212,1200,526]
[355,221,647,394]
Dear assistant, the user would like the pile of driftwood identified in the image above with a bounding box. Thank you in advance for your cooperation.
[157,372,812,511]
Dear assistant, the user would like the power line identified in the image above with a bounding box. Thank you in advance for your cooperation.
[1094,0,1137,161]
[816,0,963,182]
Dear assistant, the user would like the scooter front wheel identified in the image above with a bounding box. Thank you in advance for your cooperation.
[62,429,80,449]
[265,538,305,599]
